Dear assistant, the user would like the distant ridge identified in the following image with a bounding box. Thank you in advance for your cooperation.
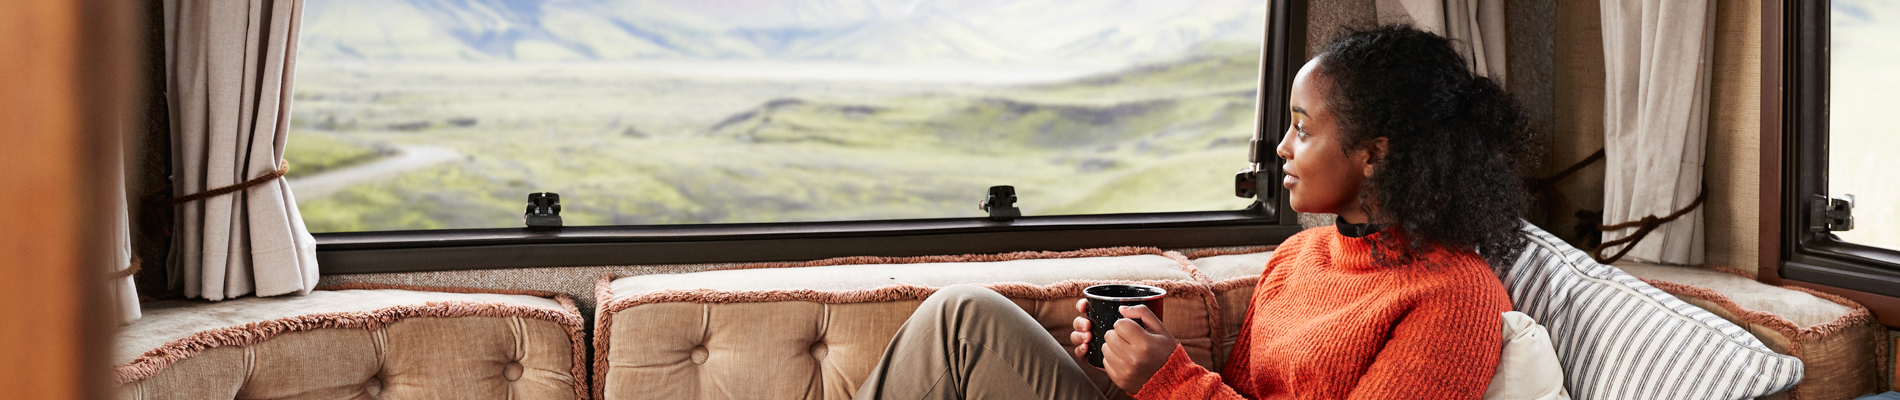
[297,0,1267,65]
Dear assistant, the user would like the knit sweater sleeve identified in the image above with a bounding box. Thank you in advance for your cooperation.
[1132,345,1245,400]
[1344,269,1506,400]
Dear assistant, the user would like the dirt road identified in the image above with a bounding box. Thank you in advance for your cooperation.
[288,145,462,202]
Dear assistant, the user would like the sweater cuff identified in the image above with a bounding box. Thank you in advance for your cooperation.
[1133,344,1202,399]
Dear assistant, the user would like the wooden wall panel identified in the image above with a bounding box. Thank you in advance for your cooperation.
[0,0,135,398]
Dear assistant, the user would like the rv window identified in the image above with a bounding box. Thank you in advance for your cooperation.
[1775,0,1900,298]
[288,0,1310,273]
[286,0,1270,232]
[1824,2,1899,252]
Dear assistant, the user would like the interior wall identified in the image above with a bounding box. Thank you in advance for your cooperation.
[1511,1,1558,194]
[1307,0,1376,57]
[1546,0,1609,250]
[1705,0,1764,274]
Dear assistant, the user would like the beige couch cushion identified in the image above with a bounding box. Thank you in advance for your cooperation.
[1618,263,1885,400]
[1484,311,1570,400]
[594,247,1221,400]
[115,285,587,400]
[1184,247,1275,364]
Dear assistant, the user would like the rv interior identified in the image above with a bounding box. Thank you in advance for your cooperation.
[3,0,1898,398]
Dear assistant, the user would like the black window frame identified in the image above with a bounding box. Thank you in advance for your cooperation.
[312,0,1311,275]
[1773,0,1900,300]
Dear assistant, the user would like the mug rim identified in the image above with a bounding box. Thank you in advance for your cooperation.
[1082,283,1167,302]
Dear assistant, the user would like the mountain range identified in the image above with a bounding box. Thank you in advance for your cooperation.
[297,0,1268,65]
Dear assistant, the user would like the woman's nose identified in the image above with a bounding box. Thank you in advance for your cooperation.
[1275,127,1294,160]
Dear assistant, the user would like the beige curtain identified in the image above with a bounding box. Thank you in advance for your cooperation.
[1375,0,1508,86]
[1599,0,1713,265]
[164,0,319,300]
[108,122,140,324]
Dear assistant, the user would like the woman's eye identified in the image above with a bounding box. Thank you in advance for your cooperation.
[1295,123,1309,138]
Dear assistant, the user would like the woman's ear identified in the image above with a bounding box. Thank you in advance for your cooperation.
[1361,137,1389,177]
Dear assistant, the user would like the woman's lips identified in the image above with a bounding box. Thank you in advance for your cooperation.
[1282,173,1300,189]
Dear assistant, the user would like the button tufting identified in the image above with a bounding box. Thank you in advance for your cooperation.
[690,345,709,364]
[809,342,828,360]
[363,376,383,396]
[503,362,524,381]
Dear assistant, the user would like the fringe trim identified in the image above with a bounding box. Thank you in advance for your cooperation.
[1180,246,1278,259]
[116,291,591,400]
[593,275,615,400]
[317,283,565,299]
[1641,276,1878,344]
[1161,251,1211,285]
[1687,264,1879,340]
[705,246,1174,272]
[590,278,1219,400]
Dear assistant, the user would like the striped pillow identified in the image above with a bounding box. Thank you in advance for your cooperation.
[1497,223,1803,400]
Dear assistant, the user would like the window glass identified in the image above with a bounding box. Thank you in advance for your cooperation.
[1828,0,1900,250]
[285,0,1268,232]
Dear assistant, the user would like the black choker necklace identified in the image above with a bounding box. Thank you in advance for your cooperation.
[1334,216,1382,238]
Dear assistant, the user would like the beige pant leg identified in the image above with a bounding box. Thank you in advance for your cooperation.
[855,284,1106,400]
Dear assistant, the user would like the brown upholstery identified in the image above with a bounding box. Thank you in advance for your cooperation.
[593,248,1221,400]
[1619,263,1884,400]
[114,285,587,399]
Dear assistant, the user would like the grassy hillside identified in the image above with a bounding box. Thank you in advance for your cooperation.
[289,43,1264,232]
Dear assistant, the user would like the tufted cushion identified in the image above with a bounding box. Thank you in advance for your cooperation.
[114,285,587,399]
[593,247,1222,400]
[1185,247,1275,364]
[1501,223,1803,399]
[1485,311,1570,400]
[1619,263,1885,400]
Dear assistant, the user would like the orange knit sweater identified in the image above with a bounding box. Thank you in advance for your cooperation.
[1136,226,1510,399]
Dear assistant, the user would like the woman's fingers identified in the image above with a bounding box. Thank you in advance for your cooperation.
[1100,309,1177,394]
[1075,298,1088,314]
[1118,305,1170,336]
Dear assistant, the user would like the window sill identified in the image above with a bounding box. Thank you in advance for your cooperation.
[315,208,1300,274]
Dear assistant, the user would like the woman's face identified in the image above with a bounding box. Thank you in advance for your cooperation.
[1276,58,1380,223]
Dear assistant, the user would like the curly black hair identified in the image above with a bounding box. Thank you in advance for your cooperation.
[1315,24,1539,267]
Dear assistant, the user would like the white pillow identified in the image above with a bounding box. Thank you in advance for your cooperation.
[1484,311,1570,400]
[1496,223,1802,399]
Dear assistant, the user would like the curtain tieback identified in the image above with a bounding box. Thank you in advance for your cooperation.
[110,255,141,280]
[1591,184,1708,264]
[168,160,290,205]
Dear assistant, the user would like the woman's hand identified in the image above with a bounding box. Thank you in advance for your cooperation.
[1068,299,1178,394]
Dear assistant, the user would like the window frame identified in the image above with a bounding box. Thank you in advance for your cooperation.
[1763,0,1900,327]
[312,0,1311,275]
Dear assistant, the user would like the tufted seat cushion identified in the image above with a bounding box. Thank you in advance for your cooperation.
[592,247,1222,400]
[1618,262,1885,400]
[114,284,588,399]
[1184,247,1275,363]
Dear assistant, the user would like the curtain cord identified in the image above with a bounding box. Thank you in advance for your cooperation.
[1591,184,1708,264]
[163,159,289,205]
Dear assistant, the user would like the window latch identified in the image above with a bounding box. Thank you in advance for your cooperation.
[979,185,1022,221]
[1234,166,1259,199]
[525,192,563,230]
[1808,194,1854,232]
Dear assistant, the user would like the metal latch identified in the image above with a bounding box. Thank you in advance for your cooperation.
[1234,166,1259,199]
[980,185,1022,221]
[525,192,563,230]
[1808,194,1854,232]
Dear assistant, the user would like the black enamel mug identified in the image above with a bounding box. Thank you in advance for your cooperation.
[1083,283,1167,368]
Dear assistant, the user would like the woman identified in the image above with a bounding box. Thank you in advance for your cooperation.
[856,24,1536,400]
